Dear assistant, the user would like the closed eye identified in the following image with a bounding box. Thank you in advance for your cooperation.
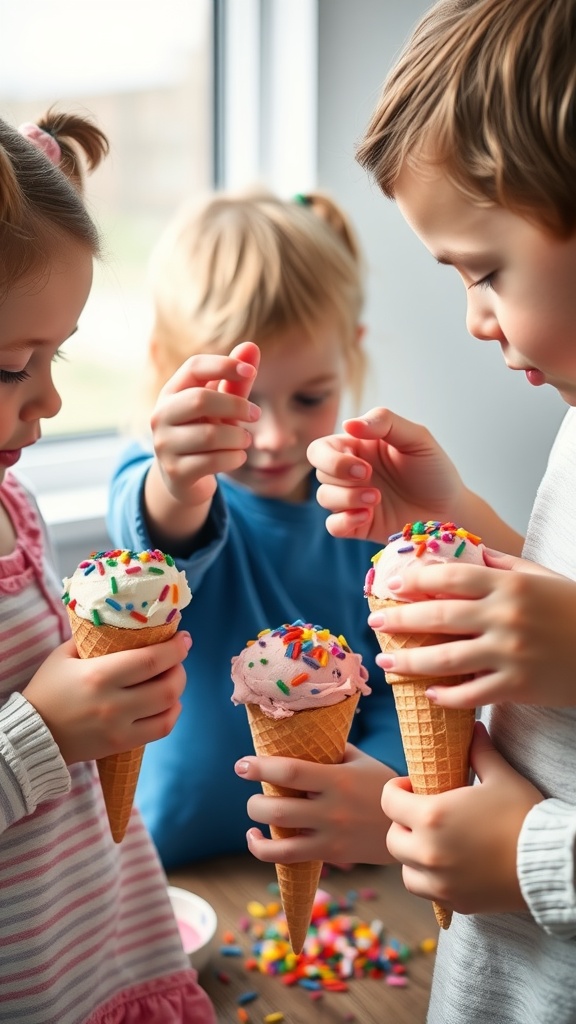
[293,391,331,408]
[0,368,30,384]
[469,271,497,290]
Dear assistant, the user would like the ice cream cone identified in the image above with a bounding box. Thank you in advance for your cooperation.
[368,595,475,929]
[67,606,179,843]
[245,693,360,953]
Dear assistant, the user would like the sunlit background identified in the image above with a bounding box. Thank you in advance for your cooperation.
[6,0,565,566]
[0,0,212,435]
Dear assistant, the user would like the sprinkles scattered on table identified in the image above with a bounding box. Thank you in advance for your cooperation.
[364,521,483,597]
[214,881,436,1014]
[62,548,192,628]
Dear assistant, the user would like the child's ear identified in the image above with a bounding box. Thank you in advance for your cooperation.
[355,323,367,347]
[149,336,162,370]
[149,335,173,378]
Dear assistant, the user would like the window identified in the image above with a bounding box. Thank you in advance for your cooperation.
[0,0,214,437]
[8,0,318,570]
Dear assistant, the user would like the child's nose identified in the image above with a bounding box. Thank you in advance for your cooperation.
[466,290,502,343]
[252,408,296,450]
[21,374,62,423]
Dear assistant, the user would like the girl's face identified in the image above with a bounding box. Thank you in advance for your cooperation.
[227,320,349,502]
[395,162,576,405]
[0,245,93,485]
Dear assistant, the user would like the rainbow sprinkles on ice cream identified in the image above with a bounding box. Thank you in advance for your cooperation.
[62,549,191,629]
[231,620,371,720]
[364,520,485,601]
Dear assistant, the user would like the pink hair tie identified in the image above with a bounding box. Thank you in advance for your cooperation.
[18,122,61,166]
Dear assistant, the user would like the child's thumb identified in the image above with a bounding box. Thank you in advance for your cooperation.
[468,721,508,783]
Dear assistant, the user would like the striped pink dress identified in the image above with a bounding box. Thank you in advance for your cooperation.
[0,474,215,1024]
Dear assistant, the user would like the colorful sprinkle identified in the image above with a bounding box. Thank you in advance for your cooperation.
[129,611,148,623]
[236,991,258,1005]
[290,673,309,687]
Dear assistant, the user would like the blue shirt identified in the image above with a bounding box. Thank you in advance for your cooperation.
[107,442,405,868]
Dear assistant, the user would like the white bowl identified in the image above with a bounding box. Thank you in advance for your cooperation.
[167,886,218,972]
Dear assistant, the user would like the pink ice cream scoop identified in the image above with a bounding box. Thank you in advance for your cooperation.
[231,620,370,720]
[364,520,486,601]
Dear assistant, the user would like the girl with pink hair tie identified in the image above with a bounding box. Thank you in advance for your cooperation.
[0,108,215,1024]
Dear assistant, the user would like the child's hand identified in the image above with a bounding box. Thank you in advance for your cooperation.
[149,340,261,511]
[22,632,192,764]
[235,745,397,867]
[307,407,464,543]
[383,724,543,916]
[369,549,576,707]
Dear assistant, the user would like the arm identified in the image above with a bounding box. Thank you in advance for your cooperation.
[368,550,576,707]
[143,341,260,547]
[0,692,70,834]
[383,723,546,917]
[518,798,576,939]
[307,407,522,553]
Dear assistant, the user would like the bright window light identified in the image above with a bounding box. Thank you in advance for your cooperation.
[0,0,213,437]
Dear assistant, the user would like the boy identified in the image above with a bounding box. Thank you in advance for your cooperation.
[307,1,576,1021]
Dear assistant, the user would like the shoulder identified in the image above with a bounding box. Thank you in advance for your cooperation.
[111,439,154,480]
[3,472,46,551]
[554,407,576,447]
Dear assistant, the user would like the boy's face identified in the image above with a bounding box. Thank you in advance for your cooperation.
[395,162,576,406]
[226,320,347,502]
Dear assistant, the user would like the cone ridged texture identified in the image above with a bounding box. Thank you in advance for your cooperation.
[369,596,475,929]
[246,693,360,953]
[67,606,179,842]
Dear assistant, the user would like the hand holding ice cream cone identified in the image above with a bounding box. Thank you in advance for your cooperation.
[365,520,484,928]
[62,548,192,842]
[231,620,370,953]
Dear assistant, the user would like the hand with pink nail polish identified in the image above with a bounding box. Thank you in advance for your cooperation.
[308,406,523,551]
[308,407,479,545]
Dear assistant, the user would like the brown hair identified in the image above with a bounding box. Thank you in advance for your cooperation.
[147,187,366,403]
[357,0,576,236]
[0,106,109,294]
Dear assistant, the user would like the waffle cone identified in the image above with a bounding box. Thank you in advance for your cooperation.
[245,693,360,953]
[368,595,475,929]
[67,606,179,842]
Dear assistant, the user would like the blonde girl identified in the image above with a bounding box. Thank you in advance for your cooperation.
[108,188,405,869]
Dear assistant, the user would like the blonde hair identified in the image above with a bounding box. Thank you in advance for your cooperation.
[147,188,366,403]
[0,106,109,294]
[357,0,576,237]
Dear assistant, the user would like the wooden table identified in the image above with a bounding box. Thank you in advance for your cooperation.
[168,855,437,1024]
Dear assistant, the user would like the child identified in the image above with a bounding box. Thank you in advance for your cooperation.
[107,188,406,869]
[0,110,216,1023]
[306,0,576,1021]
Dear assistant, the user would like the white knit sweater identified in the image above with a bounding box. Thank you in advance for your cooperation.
[428,408,576,1024]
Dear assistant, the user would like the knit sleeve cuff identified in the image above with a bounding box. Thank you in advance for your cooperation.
[517,797,576,939]
[0,693,70,818]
